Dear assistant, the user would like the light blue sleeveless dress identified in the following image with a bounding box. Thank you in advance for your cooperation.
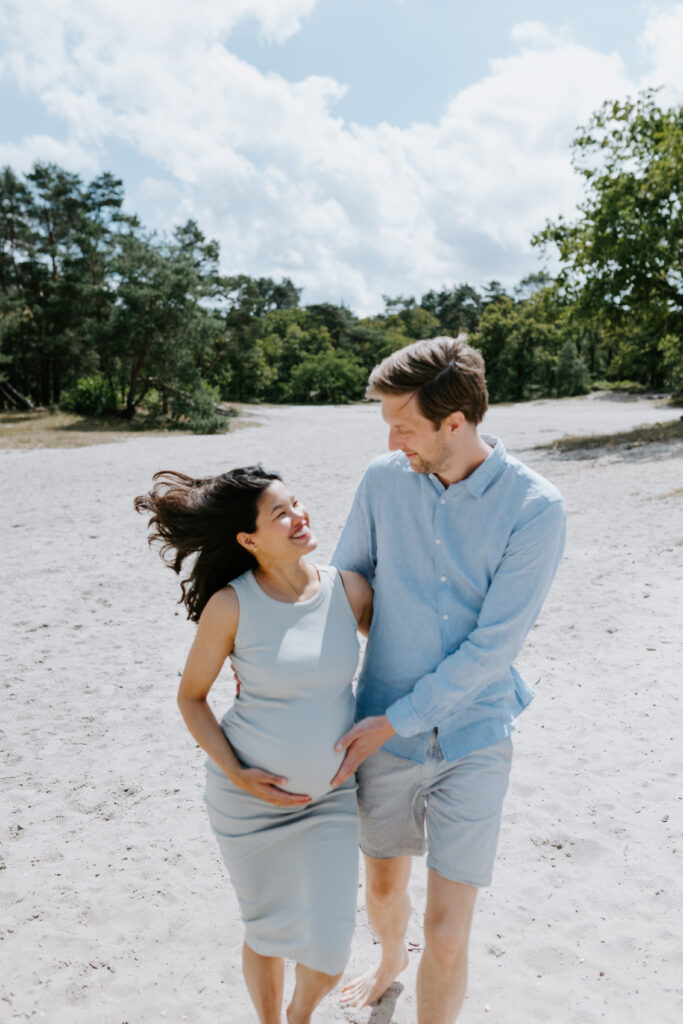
[204,565,360,976]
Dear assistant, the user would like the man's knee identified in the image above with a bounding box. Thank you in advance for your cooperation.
[365,857,411,908]
[367,873,407,908]
[423,913,471,965]
[422,875,477,966]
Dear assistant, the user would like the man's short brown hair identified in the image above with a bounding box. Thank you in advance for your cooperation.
[367,335,488,426]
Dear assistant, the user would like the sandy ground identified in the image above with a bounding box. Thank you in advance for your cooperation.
[1,392,682,1024]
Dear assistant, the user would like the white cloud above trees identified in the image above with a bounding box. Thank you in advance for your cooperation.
[1,0,682,311]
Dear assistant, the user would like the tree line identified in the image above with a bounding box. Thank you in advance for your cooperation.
[1,90,681,431]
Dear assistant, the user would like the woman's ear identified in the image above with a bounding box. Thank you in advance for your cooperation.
[236,531,256,552]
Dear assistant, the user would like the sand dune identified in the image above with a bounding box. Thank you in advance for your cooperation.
[1,392,682,1023]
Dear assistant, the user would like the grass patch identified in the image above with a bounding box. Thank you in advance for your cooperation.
[538,417,683,454]
[0,407,236,450]
[591,380,650,394]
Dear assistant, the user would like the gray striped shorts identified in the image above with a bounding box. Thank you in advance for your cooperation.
[356,731,513,888]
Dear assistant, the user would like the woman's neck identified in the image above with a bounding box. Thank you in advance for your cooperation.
[253,558,319,603]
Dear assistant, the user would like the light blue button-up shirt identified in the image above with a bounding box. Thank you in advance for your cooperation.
[332,436,566,763]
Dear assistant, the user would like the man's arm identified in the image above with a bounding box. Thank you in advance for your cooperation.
[386,497,566,737]
[330,468,377,582]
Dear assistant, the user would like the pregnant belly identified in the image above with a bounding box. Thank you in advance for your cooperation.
[223,697,354,802]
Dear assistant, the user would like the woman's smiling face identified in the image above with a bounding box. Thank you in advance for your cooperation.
[240,480,317,561]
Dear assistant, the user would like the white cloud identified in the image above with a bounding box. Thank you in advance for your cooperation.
[509,21,572,49]
[639,4,683,98]
[1,1,683,312]
[0,134,99,175]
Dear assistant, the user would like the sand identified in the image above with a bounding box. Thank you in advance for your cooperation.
[1,392,682,1024]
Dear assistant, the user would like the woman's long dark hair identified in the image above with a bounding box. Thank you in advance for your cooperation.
[134,465,281,622]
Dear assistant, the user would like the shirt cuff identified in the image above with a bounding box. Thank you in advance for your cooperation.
[385,696,427,738]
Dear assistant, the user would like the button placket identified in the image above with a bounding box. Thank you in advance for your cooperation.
[435,497,449,629]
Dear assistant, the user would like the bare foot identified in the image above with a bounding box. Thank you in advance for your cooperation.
[339,947,409,1009]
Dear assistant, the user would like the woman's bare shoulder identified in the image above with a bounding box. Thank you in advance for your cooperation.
[199,585,240,633]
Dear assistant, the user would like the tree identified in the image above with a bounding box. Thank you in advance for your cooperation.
[0,163,129,405]
[420,284,482,334]
[470,286,587,402]
[305,303,357,347]
[482,280,508,306]
[555,340,591,396]
[378,295,439,342]
[534,90,683,387]
[287,348,366,403]
[222,274,301,323]
[104,222,222,416]
[659,333,683,392]
[346,318,410,371]
[514,272,554,301]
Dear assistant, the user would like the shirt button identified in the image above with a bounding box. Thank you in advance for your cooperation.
[435,538,441,545]
[443,614,449,621]
[440,498,446,505]
[440,575,447,582]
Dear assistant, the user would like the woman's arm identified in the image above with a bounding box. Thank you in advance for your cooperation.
[338,569,373,637]
[177,587,311,807]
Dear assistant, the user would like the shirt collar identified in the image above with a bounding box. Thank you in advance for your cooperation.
[464,434,506,497]
[427,434,506,499]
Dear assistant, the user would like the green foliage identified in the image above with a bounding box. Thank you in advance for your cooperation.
[60,374,118,415]
[385,304,441,342]
[168,382,228,434]
[534,90,683,387]
[3,95,681,427]
[471,287,574,402]
[659,334,683,391]
[590,379,649,392]
[287,348,367,403]
[421,284,482,334]
[555,340,591,396]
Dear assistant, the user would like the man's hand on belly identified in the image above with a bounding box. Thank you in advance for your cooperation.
[330,715,396,789]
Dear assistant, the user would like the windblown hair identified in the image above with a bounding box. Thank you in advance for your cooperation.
[367,335,488,426]
[134,465,281,622]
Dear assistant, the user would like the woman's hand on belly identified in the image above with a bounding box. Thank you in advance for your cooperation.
[230,765,313,807]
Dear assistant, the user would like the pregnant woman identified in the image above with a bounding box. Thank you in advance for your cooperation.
[135,465,372,1024]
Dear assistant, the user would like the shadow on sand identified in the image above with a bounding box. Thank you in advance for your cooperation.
[367,982,404,1023]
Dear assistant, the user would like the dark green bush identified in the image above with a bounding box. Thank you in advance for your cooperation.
[61,374,118,415]
[169,382,229,434]
[287,349,366,403]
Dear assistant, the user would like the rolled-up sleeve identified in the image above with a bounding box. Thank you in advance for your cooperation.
[385,496,566,737]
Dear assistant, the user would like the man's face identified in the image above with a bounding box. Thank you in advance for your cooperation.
[381,392,452,476]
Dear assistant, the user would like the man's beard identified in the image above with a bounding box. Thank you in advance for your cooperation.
[408,441,451,476]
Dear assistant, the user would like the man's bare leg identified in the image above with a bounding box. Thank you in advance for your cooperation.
[286,964,342,1024]
[340,854,412,1008]
[242,942,284,1024]
[416,871,478,1024]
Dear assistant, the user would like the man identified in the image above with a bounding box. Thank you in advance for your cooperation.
[329,335,566,1023]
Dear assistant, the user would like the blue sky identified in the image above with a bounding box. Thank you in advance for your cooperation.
[230,0,651,126]
[1,0,682,312]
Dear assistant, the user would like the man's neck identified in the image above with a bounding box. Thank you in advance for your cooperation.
[436,433,494,487]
